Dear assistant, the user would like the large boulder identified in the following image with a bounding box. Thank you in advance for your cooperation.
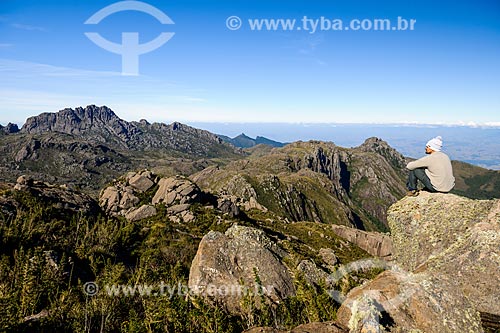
[336,270,483,333]
[125,205,157,222]
[188,225,295,313]
[99,185,139,214]
[387,192,500,315]
[128,171,155,192]
[333,192,500,333]
[99,169,157,216]
[152,176,200,205]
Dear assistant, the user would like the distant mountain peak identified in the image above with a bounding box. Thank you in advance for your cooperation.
[21,105,123,134]
[219,133,284,148]
[357,137,407,169]
[235,133,252,139]
[0,122,19,134]
[17,105,239,156]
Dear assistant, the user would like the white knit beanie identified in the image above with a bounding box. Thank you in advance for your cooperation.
[426,136,442,152]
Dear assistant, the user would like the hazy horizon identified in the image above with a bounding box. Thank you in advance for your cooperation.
[2,106,499,170]
[187,121,500,170]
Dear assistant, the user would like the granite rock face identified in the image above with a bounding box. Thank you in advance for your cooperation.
[336,192,499,333]
[99,170,204,222]
[336,270,483,333]
[125,205,157,222]
[388,191,500,316]
[152,176,201,206]
[329,225,393,260]
[188,225,295,313]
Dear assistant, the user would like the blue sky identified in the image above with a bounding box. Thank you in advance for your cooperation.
[1,0,499,125]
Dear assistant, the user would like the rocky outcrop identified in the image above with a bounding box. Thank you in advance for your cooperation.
[125,205,157,222]
[128,171,155,192]
[152,176,200,206]
[188,225,295,313]
[14,138,41,162]
[335,192,499,333]
[388,192,500,316]
[99,170,152,217]
[3,175,101,217]
[336,270,483,333]
[356,137,407,170]
[99,184,140,215]
[329,225,393,260]
[1,123,20,134]
[286,144,351,200]
[192,171,268,214]
[216,196,241,217]
[99,171,204,222]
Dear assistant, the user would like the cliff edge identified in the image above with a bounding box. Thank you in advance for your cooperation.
[335,191,499,333]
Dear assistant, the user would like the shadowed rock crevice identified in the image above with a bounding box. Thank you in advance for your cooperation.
[339,160,351,194]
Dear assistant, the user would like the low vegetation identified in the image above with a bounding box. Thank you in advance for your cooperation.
[0,187,378,333]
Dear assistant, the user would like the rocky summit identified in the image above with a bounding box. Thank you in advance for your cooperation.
[330,192,500,333]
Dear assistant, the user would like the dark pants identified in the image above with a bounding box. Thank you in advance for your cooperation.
[407,168,436,192]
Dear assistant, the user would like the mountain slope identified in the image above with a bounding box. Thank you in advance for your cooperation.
[193,138,408,232]
[452,160,500,199]
[0,105,243,193]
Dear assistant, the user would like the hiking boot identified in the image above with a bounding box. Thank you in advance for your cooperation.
[406,189,419,197]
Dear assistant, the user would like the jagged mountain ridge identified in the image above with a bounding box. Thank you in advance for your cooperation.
[0,105,242,192]
[20,105,236,153]
[0,122,19,135]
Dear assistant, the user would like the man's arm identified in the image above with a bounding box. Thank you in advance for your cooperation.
[406,155,432,170]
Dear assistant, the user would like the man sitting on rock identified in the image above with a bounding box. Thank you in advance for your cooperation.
[406,136,455,196]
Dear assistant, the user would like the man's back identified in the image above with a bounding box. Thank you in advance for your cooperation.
[407,152,455,192]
